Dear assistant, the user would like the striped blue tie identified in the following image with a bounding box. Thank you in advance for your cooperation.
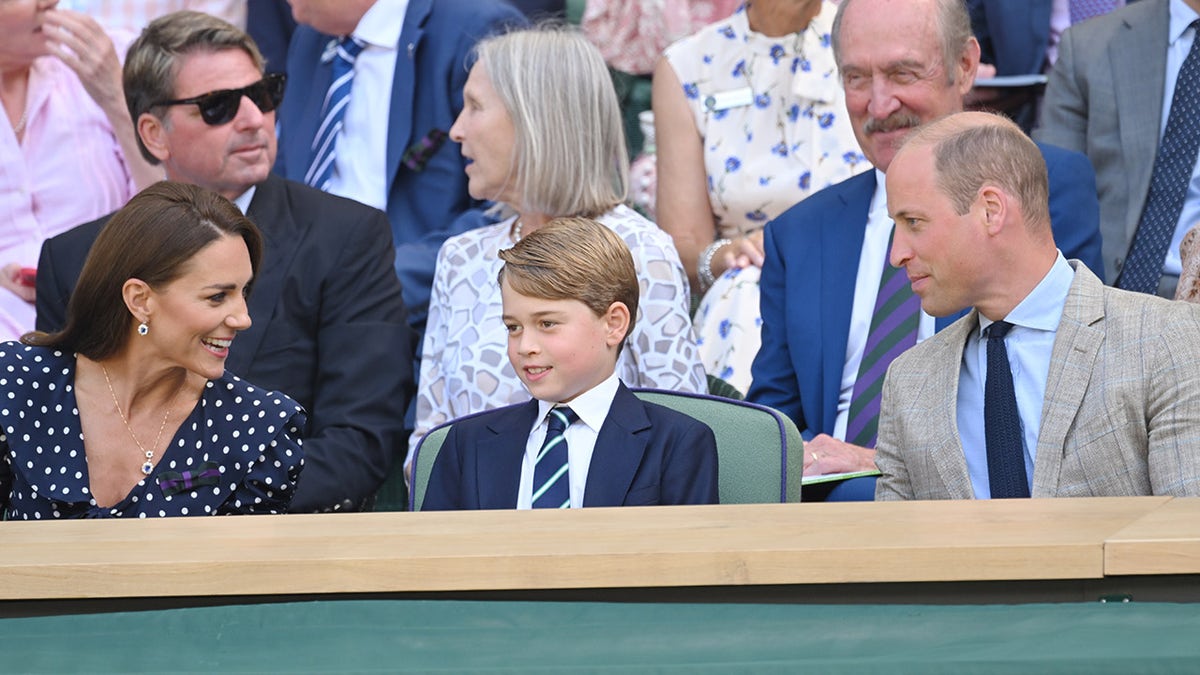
[532,407,578,509]
[305,36,366,190]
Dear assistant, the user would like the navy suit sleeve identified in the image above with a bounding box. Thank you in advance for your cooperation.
[661,419,720,505]
[34,238,68,334]
[746,220,806,428]
[1044,145,1106,281]
[288,207,417,512]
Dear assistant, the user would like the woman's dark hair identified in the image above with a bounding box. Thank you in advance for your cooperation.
[23,181,263,359]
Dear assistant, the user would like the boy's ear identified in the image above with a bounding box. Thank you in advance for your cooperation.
[603,301,631,349]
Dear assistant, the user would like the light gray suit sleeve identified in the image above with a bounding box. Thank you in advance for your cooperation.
[1034,24,1088,152]
[1142,300,1200,496]
[875,360,913,501]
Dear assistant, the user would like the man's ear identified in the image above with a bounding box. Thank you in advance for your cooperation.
[978,184,1008,236]
[137,112,171,164]
[122,278,154,326]
[603,301,631,349]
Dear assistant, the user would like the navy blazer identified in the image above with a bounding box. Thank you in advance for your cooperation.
[968,0,1053,76]
[746,143,1104,436]
[274,0,526,329]
[422,383,719,510]
[35,175,415,513]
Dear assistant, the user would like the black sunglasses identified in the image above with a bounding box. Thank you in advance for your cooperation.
[153,73,287,126]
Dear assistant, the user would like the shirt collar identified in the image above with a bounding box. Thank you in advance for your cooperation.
[352,0,406,50]
[978,251,1074,337]
[1170,0,1200,45]
[535,371,621,434]
[231,185,256,215]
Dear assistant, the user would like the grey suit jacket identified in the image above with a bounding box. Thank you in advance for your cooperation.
[876,262,1200,500]
[1035,0,1170,283]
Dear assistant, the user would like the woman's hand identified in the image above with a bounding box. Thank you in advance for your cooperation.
[0,263,36,304]
[42,9,165,190]
[718,229,766,272]
[42,10,125,112]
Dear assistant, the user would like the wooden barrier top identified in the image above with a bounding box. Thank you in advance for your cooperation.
[0,496,1175,601]
[1105,497,1200,576]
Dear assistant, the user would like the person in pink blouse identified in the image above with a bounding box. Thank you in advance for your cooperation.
[581,0,741,76]
[0,0,160,342]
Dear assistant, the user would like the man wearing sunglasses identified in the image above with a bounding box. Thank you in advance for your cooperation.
[34,10,415,514]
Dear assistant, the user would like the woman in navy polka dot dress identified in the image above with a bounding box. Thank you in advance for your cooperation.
[0,183,305,519]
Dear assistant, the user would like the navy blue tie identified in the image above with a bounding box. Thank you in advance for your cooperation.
[532,407,578,508]
[984,321,1030,499]
[1118,19,1200,294]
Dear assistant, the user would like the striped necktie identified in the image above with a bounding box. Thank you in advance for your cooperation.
[305,36,366,190]
[532,407,578,509]
[845,230,920,448]
[1117,19,1200,294]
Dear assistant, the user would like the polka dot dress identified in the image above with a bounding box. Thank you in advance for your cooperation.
[0,343,306,519]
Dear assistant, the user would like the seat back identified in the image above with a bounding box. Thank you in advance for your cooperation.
[630,388,802,504]
[408,390,802,510]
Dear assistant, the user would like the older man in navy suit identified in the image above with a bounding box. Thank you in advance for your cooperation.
[275,0,525,334]
[745,0,1104,501]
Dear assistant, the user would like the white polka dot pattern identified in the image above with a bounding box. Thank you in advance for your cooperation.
[0,343,307,519]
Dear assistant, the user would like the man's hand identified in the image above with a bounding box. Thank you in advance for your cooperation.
[803,434,877,476]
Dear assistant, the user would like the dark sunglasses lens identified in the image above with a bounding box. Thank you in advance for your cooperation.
[246,77,285,114]
[198,91,241,125]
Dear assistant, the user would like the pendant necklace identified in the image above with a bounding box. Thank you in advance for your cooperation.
[101,366,183,476]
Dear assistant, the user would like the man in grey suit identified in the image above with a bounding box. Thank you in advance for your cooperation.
[876,111,1200,500]
[1036,0,1200,297]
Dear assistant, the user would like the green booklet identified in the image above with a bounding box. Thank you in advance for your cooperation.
[801,469,882,486]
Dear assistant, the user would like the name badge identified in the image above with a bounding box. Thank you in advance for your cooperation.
[704,87,754,112]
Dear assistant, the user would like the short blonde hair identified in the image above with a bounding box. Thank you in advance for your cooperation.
[474,25,628,218]
[498,217,638,351]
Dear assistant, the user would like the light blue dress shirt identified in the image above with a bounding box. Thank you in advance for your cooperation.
[957,253,1075,498]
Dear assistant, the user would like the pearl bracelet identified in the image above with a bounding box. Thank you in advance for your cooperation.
[697,238,732,293]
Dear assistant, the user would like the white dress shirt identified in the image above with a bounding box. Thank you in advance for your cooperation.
[327,0,408,211]
[516,372,621,509]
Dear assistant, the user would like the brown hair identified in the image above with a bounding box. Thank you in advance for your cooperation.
[124,10,266,163]
[23,181,263,359]
[497,217,638,351]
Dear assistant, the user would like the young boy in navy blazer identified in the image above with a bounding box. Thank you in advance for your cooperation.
[423,217,719,510]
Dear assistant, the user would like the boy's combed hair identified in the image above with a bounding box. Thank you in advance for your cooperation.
[498,217,639,348]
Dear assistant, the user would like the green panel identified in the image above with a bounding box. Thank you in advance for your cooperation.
[3,600,1199,673]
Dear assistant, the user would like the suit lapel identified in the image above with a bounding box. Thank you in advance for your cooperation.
[1032,264,1105,497]
[229,176,304,375]
[583,384,652,506]
[819,172,876,429]
[477,400,539,509]
[920,314,977,499]
[1110,2,1169,234]
[386,0,430,191]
